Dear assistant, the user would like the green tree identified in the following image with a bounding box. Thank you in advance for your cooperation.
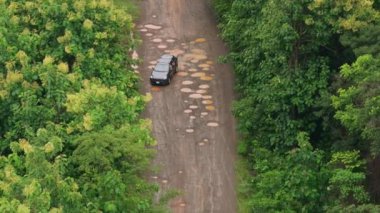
[332,55,380,155]
[69,125,156,212]
[0,126,85,212]
[248,133,327,212]
[0,0,160,211]
[213,0,380,211]
[340,21,380,58]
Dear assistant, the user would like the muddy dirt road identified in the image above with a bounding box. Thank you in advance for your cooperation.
[136,0,237,212]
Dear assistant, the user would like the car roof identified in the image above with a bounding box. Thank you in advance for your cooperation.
[157,58,172,63]
[153,63,169,72]
[160,54,174,59]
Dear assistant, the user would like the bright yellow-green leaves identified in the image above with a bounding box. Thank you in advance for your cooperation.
[65,80,142,132]
[19,139,33,154]
[0,0,157,212]
[57,30,72,44]
[5,71,23,85]
[333,55,380,155]
[308,0,379,31]
[57,62,69,73]
[82,19,93,30]
[42,56,54,65]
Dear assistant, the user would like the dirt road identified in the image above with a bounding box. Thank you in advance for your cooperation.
[136,0,237,212]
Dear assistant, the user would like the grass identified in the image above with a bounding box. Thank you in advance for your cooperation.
[236,157,252,213]
[112,0,140,18]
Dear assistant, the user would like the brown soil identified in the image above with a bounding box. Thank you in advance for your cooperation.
[137,0,237,212]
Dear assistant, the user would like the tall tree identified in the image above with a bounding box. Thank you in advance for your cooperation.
[332,55,380,155]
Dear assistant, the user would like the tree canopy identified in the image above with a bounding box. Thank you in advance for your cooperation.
[0,0,160,212]
[213,0,380,211]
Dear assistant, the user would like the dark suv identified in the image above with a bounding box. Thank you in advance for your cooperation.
[150,54,178,85]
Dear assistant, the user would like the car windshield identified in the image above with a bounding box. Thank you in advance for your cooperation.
[154,63,169,72]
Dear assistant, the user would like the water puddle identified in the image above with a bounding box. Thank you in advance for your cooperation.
[191,49,206,55]
[195,38,206,43]
[152,38,162,43]
[184,109,192,114]
[144,24,162,30]
[206,105,216,111]
[207,122,219,127]
[189,94,203,99]
[180,88,193,93]
[199,84,210,89]
[186,129,194,133]
[202,100,213,105]
[200,76,213,81]
[196,89,207,94]
[198,142,205,146]
[189,105,198,109]
[199,64,210,68]
[182,80,194,85]
[191,72,206,78]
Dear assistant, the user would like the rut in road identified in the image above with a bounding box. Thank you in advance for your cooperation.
[136,0,237,212]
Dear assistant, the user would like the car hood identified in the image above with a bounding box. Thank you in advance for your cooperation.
[151,71,168,79]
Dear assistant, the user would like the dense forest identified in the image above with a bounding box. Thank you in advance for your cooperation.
[2,0,380,212]
[0,0,163,212]
[213,0,380,212]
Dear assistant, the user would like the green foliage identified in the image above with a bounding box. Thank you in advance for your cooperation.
[69,126,156,212]
[0,0,159,212]
[307,0,379,32]
[327,204,380,213]
[328,151,369,205]
[219,0,337,152]
[65,79,144,132]
[213,0,380,211]
[0,130,85,212]
[247,133,327,212]
[340,22,380,58]
[0,0,141,150]
[332,55,380,155]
